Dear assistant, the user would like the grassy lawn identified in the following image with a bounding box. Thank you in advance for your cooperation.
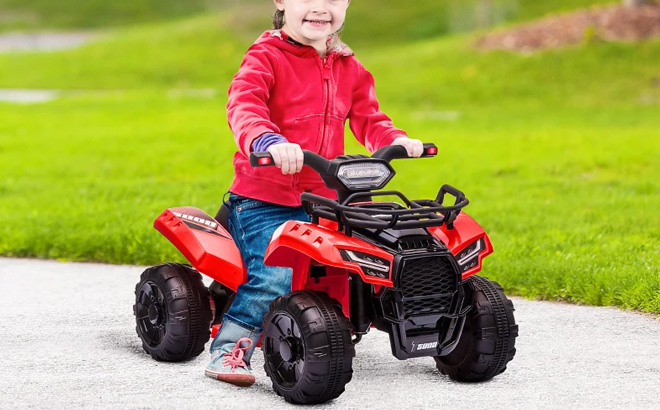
[2,95,658,313]
[1,2,659,313]
[0,0,212,30]
[0,0,619,37]
[0,91,231,263]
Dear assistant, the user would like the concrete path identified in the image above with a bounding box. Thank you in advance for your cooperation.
[0,31,94,104]
[0,32,95,52]
[1,258,659,409]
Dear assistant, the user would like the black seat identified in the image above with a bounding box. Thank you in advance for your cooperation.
[214,201,231,231]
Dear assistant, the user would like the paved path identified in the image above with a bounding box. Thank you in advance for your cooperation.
[1,258,659,409]
[0,32,94,52]
[0,31,94,104]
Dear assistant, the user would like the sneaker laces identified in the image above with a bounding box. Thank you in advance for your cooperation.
[221,337,253,370]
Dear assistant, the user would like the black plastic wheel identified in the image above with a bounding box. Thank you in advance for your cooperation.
[209,280,235,325]
[133,263,212,361]
[434,275,518,382]
[262,291,355,404]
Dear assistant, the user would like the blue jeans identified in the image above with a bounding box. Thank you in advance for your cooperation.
[209,193,310,360]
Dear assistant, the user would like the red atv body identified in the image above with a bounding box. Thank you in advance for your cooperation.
[134,143,517,404]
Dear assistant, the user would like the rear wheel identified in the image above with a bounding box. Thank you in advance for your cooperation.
[262,291,354,404]
[133,263,212,361]
[434,275,518,382]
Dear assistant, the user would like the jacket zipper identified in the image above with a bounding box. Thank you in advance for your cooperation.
[296,54,332,194]
[320,55,332,157]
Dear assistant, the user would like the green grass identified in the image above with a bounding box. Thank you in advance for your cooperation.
[0,15,246,89]
[2,95,658,313]
[0,91,231,263]
[1,2,659,314]
[4,11,659,101]
[343,0,619,47]
[0,0,620,41]
[0,0,211,30]
[394,106,660,314]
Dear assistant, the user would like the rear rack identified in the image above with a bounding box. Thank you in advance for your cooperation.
[302,184,469,233]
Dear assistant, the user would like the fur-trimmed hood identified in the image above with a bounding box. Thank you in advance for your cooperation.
[255,29,354,58]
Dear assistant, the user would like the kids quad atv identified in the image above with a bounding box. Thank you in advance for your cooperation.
[133,143,518,404]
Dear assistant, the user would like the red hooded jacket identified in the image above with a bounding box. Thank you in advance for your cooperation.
[227,30,407,206]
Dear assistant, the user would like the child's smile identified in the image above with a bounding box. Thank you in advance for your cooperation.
[304,18,331,28]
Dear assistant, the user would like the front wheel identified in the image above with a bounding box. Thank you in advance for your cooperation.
[262,291,355,404]
[434,275,518,382]
[133,263,212,361]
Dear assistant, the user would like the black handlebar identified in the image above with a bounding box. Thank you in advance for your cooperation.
[248,142,468,231]
[249,142,438,171]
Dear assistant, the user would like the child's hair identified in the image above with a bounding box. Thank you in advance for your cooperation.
[273,9,285,29]
[272,9,343,50]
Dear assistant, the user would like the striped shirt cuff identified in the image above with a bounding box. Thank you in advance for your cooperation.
[251,133,288,152]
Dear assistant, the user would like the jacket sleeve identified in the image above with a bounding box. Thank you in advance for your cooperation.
[227,45,281,157]
[348,60,408,153]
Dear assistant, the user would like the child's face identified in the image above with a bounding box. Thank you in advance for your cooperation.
[274,0,350,52]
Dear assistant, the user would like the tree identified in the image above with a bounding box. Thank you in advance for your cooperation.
[477,0,493,28]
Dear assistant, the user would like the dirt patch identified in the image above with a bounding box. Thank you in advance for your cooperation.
[476,2,660,52]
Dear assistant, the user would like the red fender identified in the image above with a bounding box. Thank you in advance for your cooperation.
[429,211,493,279]
[154,207,246,291]
[264,220,395,290]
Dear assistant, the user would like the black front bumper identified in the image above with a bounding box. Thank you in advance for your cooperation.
[372,252,473,360]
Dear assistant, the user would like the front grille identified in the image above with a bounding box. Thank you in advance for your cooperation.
[399,237,435,251]
[398,255,457,317]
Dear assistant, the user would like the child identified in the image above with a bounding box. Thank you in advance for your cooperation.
[205,0,423,387]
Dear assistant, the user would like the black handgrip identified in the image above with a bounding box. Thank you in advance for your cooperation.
[250,150,333,177]
[249,151,275,167]
[372,142,438,161]
[436,184,468,207]
[434,184,469,229]
[372,145,408,161]
[421,143,438,157]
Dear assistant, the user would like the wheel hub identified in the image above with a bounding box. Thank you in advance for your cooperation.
[135,280,168,347]
[278,337,299,362]
[264,311,307,388]
[148,304,162,325]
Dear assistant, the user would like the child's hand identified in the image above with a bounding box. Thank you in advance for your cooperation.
[268,142,304,175]
[391,137,424,158]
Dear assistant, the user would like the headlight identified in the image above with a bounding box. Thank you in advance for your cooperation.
[336,162,392,190]
[340,249,390,279]
[456,238,485,273]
